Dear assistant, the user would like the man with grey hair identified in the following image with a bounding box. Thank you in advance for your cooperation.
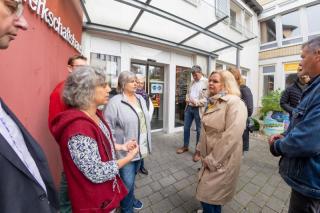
[269,36,320,212]
[0,0,58,212]
[176,65,208,162]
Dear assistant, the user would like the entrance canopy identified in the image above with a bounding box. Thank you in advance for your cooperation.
[81,0,259,58]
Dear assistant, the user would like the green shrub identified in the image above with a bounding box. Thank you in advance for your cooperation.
[260,89,284,116]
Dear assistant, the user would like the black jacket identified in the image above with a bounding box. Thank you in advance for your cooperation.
[240,85,253,117]
[280,79,305,115]
[0,99,59,213]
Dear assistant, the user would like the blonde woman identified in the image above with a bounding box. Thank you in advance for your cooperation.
[196,71,247,212]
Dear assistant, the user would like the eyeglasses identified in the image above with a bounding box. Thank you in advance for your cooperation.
[4,0,23,17]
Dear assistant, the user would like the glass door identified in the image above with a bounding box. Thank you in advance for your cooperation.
[131,62,165,130]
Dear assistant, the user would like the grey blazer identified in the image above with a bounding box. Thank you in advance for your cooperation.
[0,99,59,213]
[104,93,152,161]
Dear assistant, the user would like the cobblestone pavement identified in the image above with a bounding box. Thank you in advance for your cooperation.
[134,131,291,213]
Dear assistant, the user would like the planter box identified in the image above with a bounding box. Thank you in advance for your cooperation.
[262,111,289,136]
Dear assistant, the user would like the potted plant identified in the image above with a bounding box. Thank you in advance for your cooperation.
[259,89,289,136]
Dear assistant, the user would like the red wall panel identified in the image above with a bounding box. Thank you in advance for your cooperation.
[0,1,83,186]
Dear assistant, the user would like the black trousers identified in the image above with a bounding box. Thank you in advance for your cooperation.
[242,127,249,151]
[289,190,320,213]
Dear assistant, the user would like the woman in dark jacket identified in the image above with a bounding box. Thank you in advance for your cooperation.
[51,66,139,212]
[228,67,253,153]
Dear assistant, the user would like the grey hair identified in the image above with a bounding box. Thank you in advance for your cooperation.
[302,36,320,53]
[117,71,136,93]
[63,66,107,109]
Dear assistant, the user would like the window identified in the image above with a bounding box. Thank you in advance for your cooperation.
[285,73,297,88]
[282,10,301,39]
[216,63,223,70]
[215,0,229,19]
[307,4,320,34]
[175,66,191,127]
[260,18,276,44]
[229,1,241,32]
[230,9,237,28]
[244,13,252,34]
[262,66,275,96]
[90,53,121,89]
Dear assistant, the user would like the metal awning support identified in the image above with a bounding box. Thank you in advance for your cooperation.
[114,0,243,50]
[129,0,152,31]
[236,48,240,68]
[80,0,91,23]
[211,36,257,53]
[178,15,228,45]
[84,23,218,58]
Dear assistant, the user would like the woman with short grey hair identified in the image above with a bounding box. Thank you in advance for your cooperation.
[104,71,152,212]
[51,66,139,212]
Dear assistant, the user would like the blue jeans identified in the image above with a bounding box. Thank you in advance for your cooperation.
[119,160,141,213]
[183,106,201,148]
[201,202,221,213]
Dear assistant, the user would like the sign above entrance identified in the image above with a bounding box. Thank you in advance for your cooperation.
[284,62,299,73]
[24,0,82,52]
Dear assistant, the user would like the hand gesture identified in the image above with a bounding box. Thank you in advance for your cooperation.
[268,134,284,146]
[127,145,139,160]
[123,139,138,151]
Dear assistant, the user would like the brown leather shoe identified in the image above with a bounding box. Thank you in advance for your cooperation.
[176,147,188,154]
[193,151,201,162]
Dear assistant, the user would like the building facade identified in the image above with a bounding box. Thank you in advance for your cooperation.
[258,0,320,101]
[81,0,262,133]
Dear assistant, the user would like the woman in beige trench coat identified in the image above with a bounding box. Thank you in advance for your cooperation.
[196,71,247,213]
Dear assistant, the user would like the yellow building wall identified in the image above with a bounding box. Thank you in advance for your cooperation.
[259,45,302,60]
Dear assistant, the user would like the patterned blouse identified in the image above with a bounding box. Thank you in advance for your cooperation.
[68,119,119,184]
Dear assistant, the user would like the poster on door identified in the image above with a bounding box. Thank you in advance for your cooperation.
[150,83,163,94]
[151,94,160,108]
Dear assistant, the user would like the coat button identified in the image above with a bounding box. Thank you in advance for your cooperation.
[39,194,46,201]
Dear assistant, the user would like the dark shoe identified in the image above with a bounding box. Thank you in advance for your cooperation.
[176,147,189,154]
[193,151,201,162]
[133,199,143,210]
[139,167,149,175]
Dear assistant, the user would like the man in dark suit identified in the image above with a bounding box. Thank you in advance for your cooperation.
[0,1,59,212]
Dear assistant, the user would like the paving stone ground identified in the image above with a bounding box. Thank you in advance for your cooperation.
[134,131,291,213]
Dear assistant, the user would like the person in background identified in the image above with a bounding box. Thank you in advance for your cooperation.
[0,0,59,212]
[50,66,139,212]
[176,65,208,162]
[196,71,247,213]
[268,37,320,213]
[135,74,154,175]
[228,67,253,154]
[280,68,310,119]
[48,55,87,213]
[104,71,152,212]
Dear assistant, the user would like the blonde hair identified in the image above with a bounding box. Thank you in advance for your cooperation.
[227,67,245,86]
[210,70,241,97]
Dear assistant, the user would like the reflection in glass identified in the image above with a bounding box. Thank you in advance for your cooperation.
[263,75,274,96]
[307,4,320,34]
[175,66,191,127]
[282,11,301,39]
[90,53,120,89]
[260,18,276,43]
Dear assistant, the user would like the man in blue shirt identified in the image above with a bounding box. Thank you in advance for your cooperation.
[0,1,58,212]
[269,36,320,213]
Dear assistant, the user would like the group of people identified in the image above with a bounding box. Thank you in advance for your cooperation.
[1,0,320,212]
[48,60,153,212]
